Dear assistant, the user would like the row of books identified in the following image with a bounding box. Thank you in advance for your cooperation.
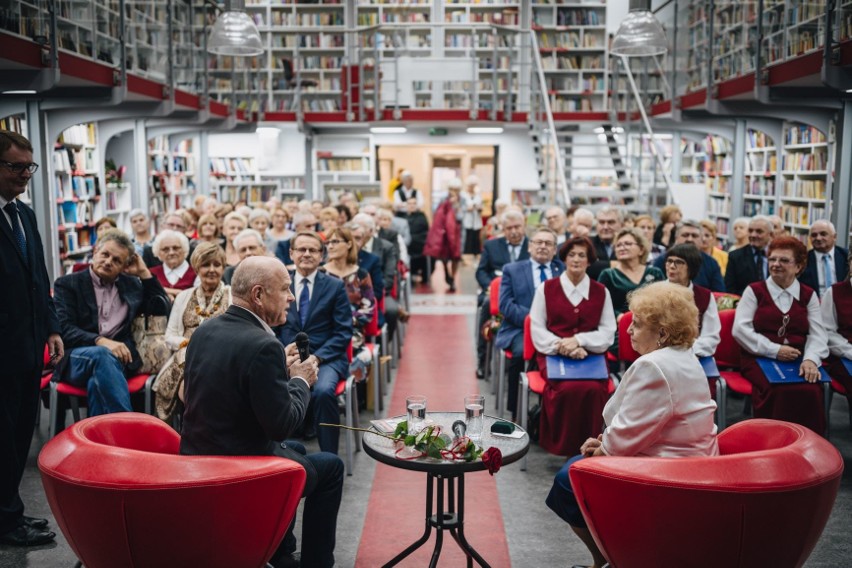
[277,34,345,48]
[538,31,603,49]
[58,227,94,260]
[744,200,775,216]
[270,12,343,25]
[60,123,96,146]
[316,157,368,172]
[55,175,100,201]
[540,54,603,70]
[747,129,774,148]
[210,157,256,175]
[782,179,826,199]
[549,96,596,112]
[781,150,828,172]
[57,200,98,227]
[357,13,429,25]
[745,153,778,172]
[445,35,518,49]
[745,178,777,196]
[780,204,824,226]
[786,124,826,145]
[445,10,519,25]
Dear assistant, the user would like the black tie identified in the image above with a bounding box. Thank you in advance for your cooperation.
[755,248,765,280]
[4,201,28,264]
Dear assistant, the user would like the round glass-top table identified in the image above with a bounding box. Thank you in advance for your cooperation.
[362,412,529,568]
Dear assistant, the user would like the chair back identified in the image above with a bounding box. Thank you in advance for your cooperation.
[715,309,741,368]
[489,276,502,317]
[569,419,843,568]
[364,298,380,338]
[617,311,641,364]
[523,315,536,362]
[39,413,306,568]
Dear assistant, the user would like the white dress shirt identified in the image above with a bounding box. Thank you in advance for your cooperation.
[529,273,616,355]
[529,261,553,287]
[820,282,852,360]
[294,270,317,311]
[601,346,719,457]
[690,282,721,358]
[733,278,829,364]
[0,194,27,244]
[163,260,191,286]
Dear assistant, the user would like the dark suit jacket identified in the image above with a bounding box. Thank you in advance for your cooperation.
[494,258,565,350]
[368,236,398,293]
[476,237,530,290]
[378,228,400,261]
[654,250,726,292]
[799,247,849,296]
[1,199,59,377]
[725,245,764,296]
[142,243,161,268]
[275,239,293,267]
[180,306,311,457]
[276,270,352,376]
[358,250,384,300]
[591,235,616,263]
[53,269,169,378]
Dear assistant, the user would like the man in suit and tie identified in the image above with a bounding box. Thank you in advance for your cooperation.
[800,220,849,297]
[277,231,352,455]
[652,220,726,292]
[725,215,774,296]
[475,209,529,378]
[53,230,169,416]
[0,131,63,546]
[495,227,565,419]
[181,256,343,568]
[587,206,622,280]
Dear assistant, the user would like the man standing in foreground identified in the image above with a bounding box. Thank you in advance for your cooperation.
[180,256,343,568]
[0,130,62,546]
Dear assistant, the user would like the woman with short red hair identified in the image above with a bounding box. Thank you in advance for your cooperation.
[733,236,829,433]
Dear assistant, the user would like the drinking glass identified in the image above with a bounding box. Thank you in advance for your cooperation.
[406,395,427,433]
[464,394,485,441]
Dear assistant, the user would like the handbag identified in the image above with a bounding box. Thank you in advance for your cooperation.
[131,295,172,374]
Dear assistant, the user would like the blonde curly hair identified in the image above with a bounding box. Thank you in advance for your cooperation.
[628,281,699,348]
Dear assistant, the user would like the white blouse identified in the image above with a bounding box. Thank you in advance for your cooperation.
[820,282,852,360]
[732,278,828,364]
[165,286,233,351]
[529,273,616,355]
[691,283,721,358]
[601,346,719,458]
[163,260,191,286]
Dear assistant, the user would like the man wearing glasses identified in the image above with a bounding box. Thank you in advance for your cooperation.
[0,131,63,546]
[276,231,352,455]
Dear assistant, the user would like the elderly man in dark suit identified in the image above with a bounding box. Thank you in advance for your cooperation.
[652,220,726,292]
[725,215,774,296]
[276,231,352,455]
[351,213,400,329]
[800,219,849,297]
[181,256,343,568]
[475,209,529,378]
[495,227,565,419]
[54,230,169,416]
[0,131,63,546]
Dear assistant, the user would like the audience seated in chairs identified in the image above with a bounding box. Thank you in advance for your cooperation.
[351,213,400,331]
[189,212,224,257]
[154,242,232,423]
[223,228,268,285]
[652,220,726,292]
[546,281,718,568]
[53,229,170,417]
[222,211,248,267]
[149,229,196,302]
[276,231,353,455]
[530,236,616,456]
[276,211,319,269]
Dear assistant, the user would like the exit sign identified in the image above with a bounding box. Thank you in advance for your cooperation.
[429,128,448,136]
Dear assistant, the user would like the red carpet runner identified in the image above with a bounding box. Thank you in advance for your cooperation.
[355,314,511,567]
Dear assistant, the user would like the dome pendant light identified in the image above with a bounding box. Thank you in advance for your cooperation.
[611,0,668,57]
[208,0,264,57]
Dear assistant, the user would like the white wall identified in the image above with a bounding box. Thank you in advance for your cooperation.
[208,123,306,175]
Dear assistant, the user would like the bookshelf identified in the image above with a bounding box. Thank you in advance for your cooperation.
[838,0,852,42]
[679,139,707,184]
[312,134,374,201]
[779,122,832,242]
[627,133,673,215]
[532,1,607,113]
[148,136,198,230]
[678,0,709,96]
[703,134,734,240]
[103,182,132,231]
[123,0,168,80]
[171,0,209,95]
[742,129,777,218]
[711,0,758,83]
[761,0,827,70]
[760,0,787,68]
[54,123,102,267]
[210,157,307,204]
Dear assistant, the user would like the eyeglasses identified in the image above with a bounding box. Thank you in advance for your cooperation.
[665,258,687,267]
[615,241,637,249]
[0,160,39,174]
[160,246,183,253]
[778,314,790,338]
[164,222,186,230]
[530,239,555,247]
[326,239,346,246]
[767,256,795,265]
[293,247,322,255]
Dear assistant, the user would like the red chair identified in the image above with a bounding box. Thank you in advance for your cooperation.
[488,276,510,412]
[363,301,384,418]
[39,413,305,568]
[336,341,359,476]
[715,308,753,428]
[569,419,844,568]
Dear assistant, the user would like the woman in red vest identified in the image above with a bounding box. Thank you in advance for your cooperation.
[664,243,721,358]
[529,237,616,456]
[820,254,852,394]
[149,230,196,302]
[733,236,828,433]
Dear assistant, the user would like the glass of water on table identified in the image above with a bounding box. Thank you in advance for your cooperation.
[406,395,427,433]
[464,394,485,441]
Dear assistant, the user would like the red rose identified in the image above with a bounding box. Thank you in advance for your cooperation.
[481,447,502,475]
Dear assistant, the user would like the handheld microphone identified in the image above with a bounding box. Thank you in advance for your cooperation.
[452,420,467,440]
[295,332,310,362]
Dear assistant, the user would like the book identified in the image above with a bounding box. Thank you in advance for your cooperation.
[756,357,830,384]
[545,354,608,380]
[699,356,720,378]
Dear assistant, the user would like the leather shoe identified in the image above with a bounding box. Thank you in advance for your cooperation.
[274,552,300,568]
[22,516,49,529]
[476,367,485,379]
[0,525,56,547]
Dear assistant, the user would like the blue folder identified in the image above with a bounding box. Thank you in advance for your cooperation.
[757,357,830,384]
[842,358,852,376]
[546,354,609,380]
[699,356,720,378]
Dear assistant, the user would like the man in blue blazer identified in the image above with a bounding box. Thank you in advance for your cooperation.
[495,227,565,419]
[0,131,63,546]
[475,210,529,377]
[653,221,725,292]
[277,231,353,455]
[799,220,849,297]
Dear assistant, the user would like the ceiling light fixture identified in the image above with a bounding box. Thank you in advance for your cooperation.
[2,90,37,95]
[611,0,668,57]
[208,0,263,57]
[466,127,504,134]
[370,126,407,134]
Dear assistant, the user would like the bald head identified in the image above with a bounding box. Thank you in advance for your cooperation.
[232,257,284,300]
[231,256,293,327]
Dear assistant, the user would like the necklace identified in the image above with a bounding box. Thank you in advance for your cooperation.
[195,283,226,320]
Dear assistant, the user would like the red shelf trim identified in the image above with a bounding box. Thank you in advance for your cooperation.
[126,73,165,100]
[766,52,822,85]
[57,52,113,87]
[174,89,200,109]
[0,32,44,68]
[717,73,755,99]
[680,89,707,109]
[651,100,672,115]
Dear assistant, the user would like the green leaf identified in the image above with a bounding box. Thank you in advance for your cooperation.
[394,421,408,438]
[426,445,443,459]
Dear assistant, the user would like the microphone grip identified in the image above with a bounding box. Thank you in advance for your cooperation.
[295,332,310,362]
[452,420,467,439]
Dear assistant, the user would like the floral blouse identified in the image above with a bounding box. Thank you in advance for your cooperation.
[323,267,376,330]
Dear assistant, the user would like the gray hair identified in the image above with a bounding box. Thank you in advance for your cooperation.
[129,208,146,220]
[352,213,376,232]
[732,216,750,228]
[248,208,271,223]
[750,215,774,232]
[401,170,413,180]
[233,228,265,250]
[810,219,836,234]
[223,211,247,227]
[676,220,702,236]
[152,229,190,257]
[574,207,594,223]
[596,205,624,224]
[447,178,462,190]
[95,229,135,257]
[502,209,525,225]
[292,211,317,229]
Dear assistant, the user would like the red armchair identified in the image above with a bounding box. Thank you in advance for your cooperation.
[569,419,843,568]
[39,413,306,568]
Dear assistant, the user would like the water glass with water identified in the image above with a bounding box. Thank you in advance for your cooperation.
[464,394,485,441]
[406,395,427,433]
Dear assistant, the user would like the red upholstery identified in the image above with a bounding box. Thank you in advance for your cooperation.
[616,311,641,364]
[54,373,151,398]
[716,309,752,396]
[489,276,502,317]
[569,419,844,568]
[39,413,306,568]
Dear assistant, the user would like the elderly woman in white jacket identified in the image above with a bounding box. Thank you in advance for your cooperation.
[546,282,719,568]
[153,241,232,421]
